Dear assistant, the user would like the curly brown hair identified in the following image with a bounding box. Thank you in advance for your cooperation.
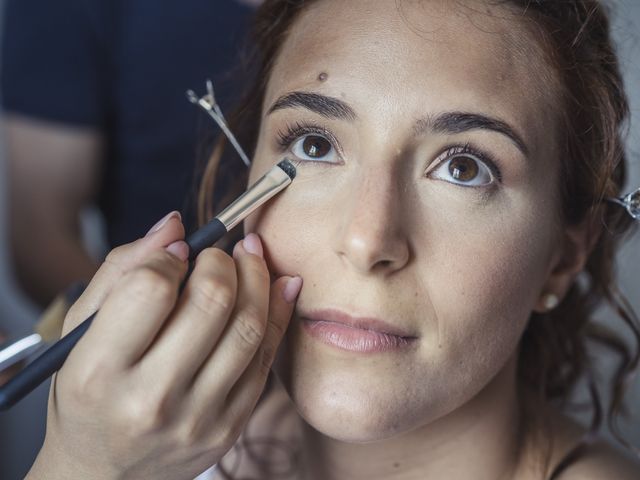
[195,1,639,478]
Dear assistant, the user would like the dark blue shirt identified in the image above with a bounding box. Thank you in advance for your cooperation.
[1,0,253,247]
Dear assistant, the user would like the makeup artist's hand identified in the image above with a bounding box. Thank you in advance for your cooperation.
[27,211,302,480]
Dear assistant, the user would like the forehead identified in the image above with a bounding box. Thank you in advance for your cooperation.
[264,0,560,152]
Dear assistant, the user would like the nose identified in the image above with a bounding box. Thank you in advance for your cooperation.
[334,169,410,275]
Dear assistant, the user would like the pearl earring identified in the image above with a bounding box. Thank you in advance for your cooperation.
[543,293,560,311]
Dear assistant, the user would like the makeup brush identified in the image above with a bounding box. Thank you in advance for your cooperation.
[0,159,296,410]
[0,283,85,376]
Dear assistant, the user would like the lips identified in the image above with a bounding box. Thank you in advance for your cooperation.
[299,308,417,353]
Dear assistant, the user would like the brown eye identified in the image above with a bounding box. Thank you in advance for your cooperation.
[448,156,479,182]
[292,134,337,163]
[303,135,331,158]
[428,148,495,187]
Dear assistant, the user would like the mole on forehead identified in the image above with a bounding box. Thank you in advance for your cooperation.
[318,72,329,82]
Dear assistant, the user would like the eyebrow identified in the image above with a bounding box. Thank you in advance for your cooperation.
[267,91,357,121]
[414,112,529,156]
[267,91,528,156]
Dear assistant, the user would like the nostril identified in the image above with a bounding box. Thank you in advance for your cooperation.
[377,260,392,269]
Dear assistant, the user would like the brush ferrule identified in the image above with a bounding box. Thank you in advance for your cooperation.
[217,163,293,230]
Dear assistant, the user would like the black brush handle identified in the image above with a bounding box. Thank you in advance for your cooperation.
[0,218,228,411]
[185,218,226,261]
[0,312,96,410]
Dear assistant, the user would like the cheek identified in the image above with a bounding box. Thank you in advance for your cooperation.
[412,198,555,397]
[243,187,325,277]
[432,221,546,337]
[244,158,344,278]
[245,165,558,441]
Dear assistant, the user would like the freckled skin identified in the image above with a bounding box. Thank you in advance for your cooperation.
[242,1,591,478]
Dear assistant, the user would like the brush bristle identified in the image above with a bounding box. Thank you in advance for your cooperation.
[277,158,297,180]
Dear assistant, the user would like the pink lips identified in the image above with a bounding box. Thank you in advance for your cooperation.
[300,309,417,353]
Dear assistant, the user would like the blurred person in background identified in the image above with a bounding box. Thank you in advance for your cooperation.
[1,0,262,309]
[0,7,261,477]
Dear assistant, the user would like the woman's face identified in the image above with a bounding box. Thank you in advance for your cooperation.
[245,0,563,442]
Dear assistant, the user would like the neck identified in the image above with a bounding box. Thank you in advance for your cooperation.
[300,355,526,480]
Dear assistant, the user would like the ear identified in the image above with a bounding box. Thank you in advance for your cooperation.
[533,210,603,313]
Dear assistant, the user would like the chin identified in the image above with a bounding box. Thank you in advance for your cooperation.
[271,322,496,445]
[288,385,411,443]
[273,352,432,444]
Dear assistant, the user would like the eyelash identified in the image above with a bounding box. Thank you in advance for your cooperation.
[275,121,503,184]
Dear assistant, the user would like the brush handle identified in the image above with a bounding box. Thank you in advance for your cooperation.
[185,218,226,261]
[0,313,95,410]
[0,218,229,411]
[0,160,297,410]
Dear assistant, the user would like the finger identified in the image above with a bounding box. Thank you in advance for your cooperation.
[135,247,238,390]
[190,234,270,401]
[70,248,188,370]
[62,211,186,335]
[224,275,301,415]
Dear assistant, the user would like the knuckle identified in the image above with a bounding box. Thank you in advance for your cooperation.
[198,247,234,271]
[118,392,169,436]
[68,366,108,405]
[190,276,235,314]
[175,421,205,448]
[150,248,184,267]
[105,243,181,277]
[123,266,176,306]
[100,253,128,280]
[104,244,128,264]
[211,423,238,450]
[233,307,266,350]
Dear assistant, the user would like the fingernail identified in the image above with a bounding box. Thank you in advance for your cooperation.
[166,240,189,262]
[243,233,263,258]
[146,211,181,237]
[283,276,303,304]
[232,240,243,259]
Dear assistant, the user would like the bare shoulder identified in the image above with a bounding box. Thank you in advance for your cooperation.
[549,412,640,480]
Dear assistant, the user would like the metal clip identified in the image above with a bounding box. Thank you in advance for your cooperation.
[606,187,640,220]
[186,80,252,168]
